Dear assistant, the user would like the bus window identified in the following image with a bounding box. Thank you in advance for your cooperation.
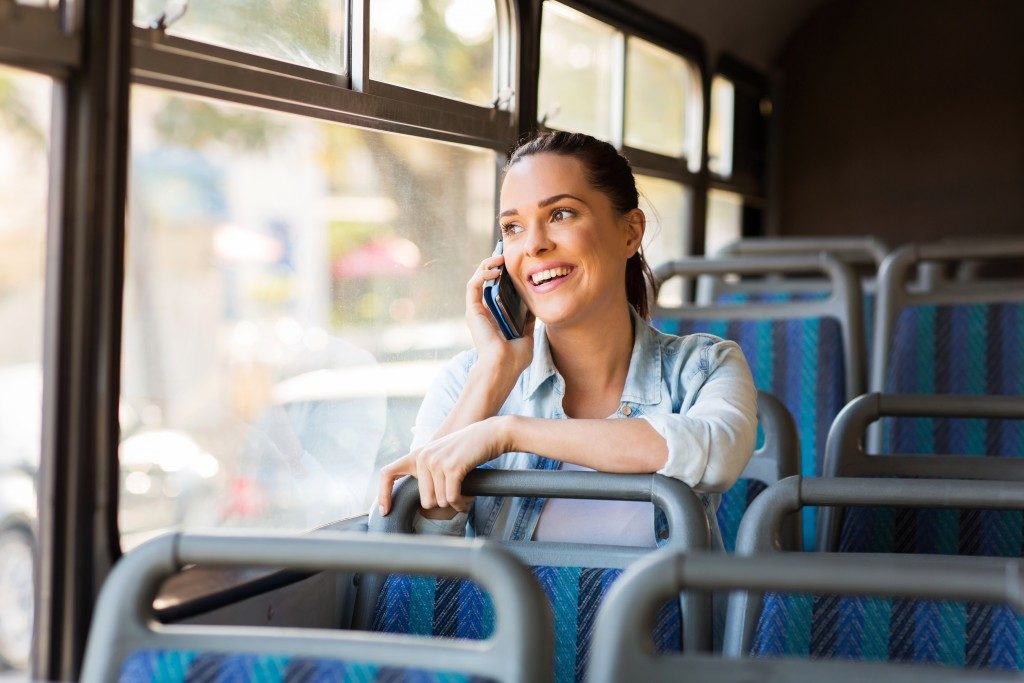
[132,0,347,73]
[708,75,735,178]
[537,1,618,140]
[121,86,495,542]
[625,37,701,166]
[636,175,691,306]
[705,188,743,255]
[0,63,51,673]
[370,0,497,104]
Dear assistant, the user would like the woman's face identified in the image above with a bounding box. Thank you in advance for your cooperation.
[498,153,643,329]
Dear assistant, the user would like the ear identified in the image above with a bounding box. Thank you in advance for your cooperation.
[622,208,646,257]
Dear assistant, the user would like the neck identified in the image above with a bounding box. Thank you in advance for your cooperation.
[545,300,635,395]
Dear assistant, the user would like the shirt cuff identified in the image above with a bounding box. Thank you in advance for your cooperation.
[413,511,469,537]
[640,413,709,488]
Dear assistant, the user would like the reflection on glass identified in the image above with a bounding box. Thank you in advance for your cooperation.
[538,1,618,140]
[123,87,495,538]
[625,38,696,160]
[637,175,690,306]
[0,64,50,675]
[708,76,735,177]
[706,189,743,256]
[370,0,495,104]
[133,0,346,73]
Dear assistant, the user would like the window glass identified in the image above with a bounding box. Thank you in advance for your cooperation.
[537,1,618,140]
[708,76,735,177]
[636,175,690,306]
[705,189,743,255]
[0,64,51,675]
[122,87,495,540]
[370,0,496,104]
[625,38,696,160]
[133,0,346,73]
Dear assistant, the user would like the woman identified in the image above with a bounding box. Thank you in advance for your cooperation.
[377,131,757,548]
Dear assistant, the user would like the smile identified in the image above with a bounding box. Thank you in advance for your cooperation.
[530,266,574,285]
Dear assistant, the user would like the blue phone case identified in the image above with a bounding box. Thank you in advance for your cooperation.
[482,240,522,340]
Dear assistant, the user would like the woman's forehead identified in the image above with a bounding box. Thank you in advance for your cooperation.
[500,154,596,210]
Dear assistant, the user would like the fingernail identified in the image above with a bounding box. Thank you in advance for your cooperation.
[379,505,386,516]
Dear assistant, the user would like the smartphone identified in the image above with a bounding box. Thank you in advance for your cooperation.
[482,241,531,340]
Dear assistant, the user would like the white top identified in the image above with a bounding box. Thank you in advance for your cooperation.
[532,463,656,547]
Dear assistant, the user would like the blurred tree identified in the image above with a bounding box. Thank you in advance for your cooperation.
[0,72,45,148]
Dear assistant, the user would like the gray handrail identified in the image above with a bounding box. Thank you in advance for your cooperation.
[715,236,889,268]
[727,475,1024,657]
[80,531,553,683]
[366,468,712,652]
[652,254,864,400]
[745,390,800,549]
[819,393,1024,551]
[588,549,1024,683]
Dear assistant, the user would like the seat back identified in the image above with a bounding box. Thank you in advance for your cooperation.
[819,393,1024,551]
[653,254,863,550]
[588,549,1024,682]
[727,476,1024,659]
[717,390,800,552]
[81,531,551,683]
[871,240,1024,455]
[362,470,711,682]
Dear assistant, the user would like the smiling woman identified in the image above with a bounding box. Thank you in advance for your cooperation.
[378,131,758,549]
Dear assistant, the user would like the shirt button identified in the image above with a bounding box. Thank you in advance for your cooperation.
[621,405,633,416]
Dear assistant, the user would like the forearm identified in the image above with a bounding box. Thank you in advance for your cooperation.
[431,360,521,440]
[501,415,669,473]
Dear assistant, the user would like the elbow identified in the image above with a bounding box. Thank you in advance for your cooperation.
[695,421,757,493]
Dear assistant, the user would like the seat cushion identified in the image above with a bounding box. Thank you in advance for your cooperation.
[654,314,847,550]
[119,649,498,682]
[883,302,1024,456]
[751,592,1024,671]
[371,566,681,683]
[838,506,1024,557]
[717,477,767,552]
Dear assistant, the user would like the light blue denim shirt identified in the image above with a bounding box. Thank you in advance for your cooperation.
[410,307,758,546]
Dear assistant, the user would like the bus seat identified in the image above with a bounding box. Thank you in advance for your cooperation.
[871,240,1024,456]
[819,393,1024,552]
[717,390,800,552]
[80,532,552,683]
[361,470,712,682]
[588,550,1024,682]
[653,255,864,550]
[726,475,1024,666]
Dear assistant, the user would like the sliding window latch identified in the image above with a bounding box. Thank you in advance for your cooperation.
[149,0,188,31]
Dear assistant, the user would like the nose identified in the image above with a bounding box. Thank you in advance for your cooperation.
[524,222,555,258]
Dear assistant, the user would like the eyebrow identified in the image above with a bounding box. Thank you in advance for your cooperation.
[499,193,586,218]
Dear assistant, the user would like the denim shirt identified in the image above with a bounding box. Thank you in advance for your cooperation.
[410,308,758,547]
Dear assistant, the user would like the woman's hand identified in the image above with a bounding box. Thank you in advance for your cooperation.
[378,416,511,516]
[467,254,535,372]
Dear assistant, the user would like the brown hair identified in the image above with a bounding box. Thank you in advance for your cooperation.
[503,131,655,320]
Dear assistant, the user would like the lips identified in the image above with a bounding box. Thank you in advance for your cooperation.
[526,265,576,293]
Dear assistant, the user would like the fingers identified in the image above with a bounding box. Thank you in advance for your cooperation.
[416,456,436,510]
[445,470,463,509]
[466,255,505,311]
[378,454,415,515]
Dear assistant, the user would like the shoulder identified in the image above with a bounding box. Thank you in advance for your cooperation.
[646,323,746,382]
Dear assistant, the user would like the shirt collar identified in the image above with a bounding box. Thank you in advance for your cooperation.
[523,307,663,405]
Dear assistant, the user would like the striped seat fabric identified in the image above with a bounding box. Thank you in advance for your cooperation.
[751,592,1024,671]
[119,649,497,683]
[882,302,1024,456]
[717,478,767,552]
[838,506,1024,557]
[654,315,847,549]
[371,566,681,683]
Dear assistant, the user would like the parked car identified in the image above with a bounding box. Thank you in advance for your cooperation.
[0,364,222,670]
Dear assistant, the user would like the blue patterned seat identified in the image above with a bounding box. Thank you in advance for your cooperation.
[717,478,767,553]
[371,566,681,683]
[751,592,1024,671]
[654,314,847,550]
[119,649,498,682]
[882,302,1024,456]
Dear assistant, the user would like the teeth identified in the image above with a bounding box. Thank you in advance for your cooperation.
[531,267,571,285]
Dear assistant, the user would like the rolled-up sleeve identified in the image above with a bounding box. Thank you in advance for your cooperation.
[641,339,758,492]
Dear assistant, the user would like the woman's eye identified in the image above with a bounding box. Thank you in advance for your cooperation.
[551,208,574,222]
[501,223,524,237]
